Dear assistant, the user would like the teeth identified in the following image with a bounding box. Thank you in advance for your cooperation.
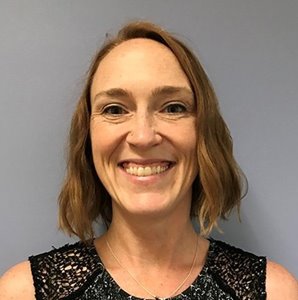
[125,165,169,176]
[137,167,144,176]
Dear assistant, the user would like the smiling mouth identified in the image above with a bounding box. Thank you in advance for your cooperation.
[119,161,174,177]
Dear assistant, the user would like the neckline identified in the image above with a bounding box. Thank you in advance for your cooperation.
[90,238,215,300]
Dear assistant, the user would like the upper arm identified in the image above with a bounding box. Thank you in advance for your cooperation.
[266,260,298,300]
[0,261,35,300]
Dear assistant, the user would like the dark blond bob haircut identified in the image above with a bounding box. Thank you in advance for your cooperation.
[58,21,245,241]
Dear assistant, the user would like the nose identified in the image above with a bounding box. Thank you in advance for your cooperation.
[126,113,162,148]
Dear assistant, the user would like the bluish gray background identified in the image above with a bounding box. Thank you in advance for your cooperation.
[1,0,297,277]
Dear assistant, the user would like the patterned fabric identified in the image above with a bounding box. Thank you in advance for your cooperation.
[29,239,267,300]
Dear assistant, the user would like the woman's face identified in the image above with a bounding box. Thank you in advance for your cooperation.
[90,38,198,221]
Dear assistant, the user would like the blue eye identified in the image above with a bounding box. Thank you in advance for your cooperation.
[103,105,127,115]
[163,103,187,114]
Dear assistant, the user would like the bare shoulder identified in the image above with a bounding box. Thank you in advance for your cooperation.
[0,261,35,300]
[266,260,298,300]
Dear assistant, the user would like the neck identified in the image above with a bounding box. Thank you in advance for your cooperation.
[95,210,210,299]
[104,211,198,268]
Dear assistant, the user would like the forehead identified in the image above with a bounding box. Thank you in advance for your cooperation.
[91,38,190,98]
[101,38,179,67]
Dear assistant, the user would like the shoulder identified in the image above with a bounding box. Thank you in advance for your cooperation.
[29,241,101,299]
[0,261,35,300]
[266,260,298,300]
[210,239,267,271]
[0,241,99,300]
[28,240,99,274]
[28,240,93,266]
[208,239,267,298]
[209,239,298,299]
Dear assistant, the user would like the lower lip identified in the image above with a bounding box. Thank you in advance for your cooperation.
[119,165,173,184]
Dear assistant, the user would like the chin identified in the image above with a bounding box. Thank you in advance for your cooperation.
[115,192,184,219]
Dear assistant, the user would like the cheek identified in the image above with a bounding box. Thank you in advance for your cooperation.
[172,123,198,174]
[181,138,197,161]
[90,122,127,168]
[90,125,115,162]
[167,121,197,154]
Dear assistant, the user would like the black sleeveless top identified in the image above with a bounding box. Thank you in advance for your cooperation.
[29,239,267,300]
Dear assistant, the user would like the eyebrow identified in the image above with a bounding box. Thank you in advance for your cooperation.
[93,85,194,103]
[94,88,133,102]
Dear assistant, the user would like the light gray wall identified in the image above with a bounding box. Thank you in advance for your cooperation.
[1,0,297,277]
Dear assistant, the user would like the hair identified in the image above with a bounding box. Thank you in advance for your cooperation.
[58,20,245,241]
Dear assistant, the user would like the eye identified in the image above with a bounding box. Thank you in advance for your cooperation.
[162,103,187,114]
[102,104,127,115]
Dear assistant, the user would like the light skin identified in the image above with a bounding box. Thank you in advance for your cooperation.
[90,40,199,223]
[90,38,203,297]
[0,39,297,299]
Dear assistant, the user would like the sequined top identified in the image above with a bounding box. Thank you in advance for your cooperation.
[29,239,267,300]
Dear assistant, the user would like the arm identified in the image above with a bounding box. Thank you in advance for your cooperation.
[266,260,298,300]
[0,261,35,300]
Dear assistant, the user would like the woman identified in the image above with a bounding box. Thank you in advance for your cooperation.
[0,21,297,300]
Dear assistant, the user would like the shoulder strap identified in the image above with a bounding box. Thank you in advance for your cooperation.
[208,239,267,300]
[29,241,100,299]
